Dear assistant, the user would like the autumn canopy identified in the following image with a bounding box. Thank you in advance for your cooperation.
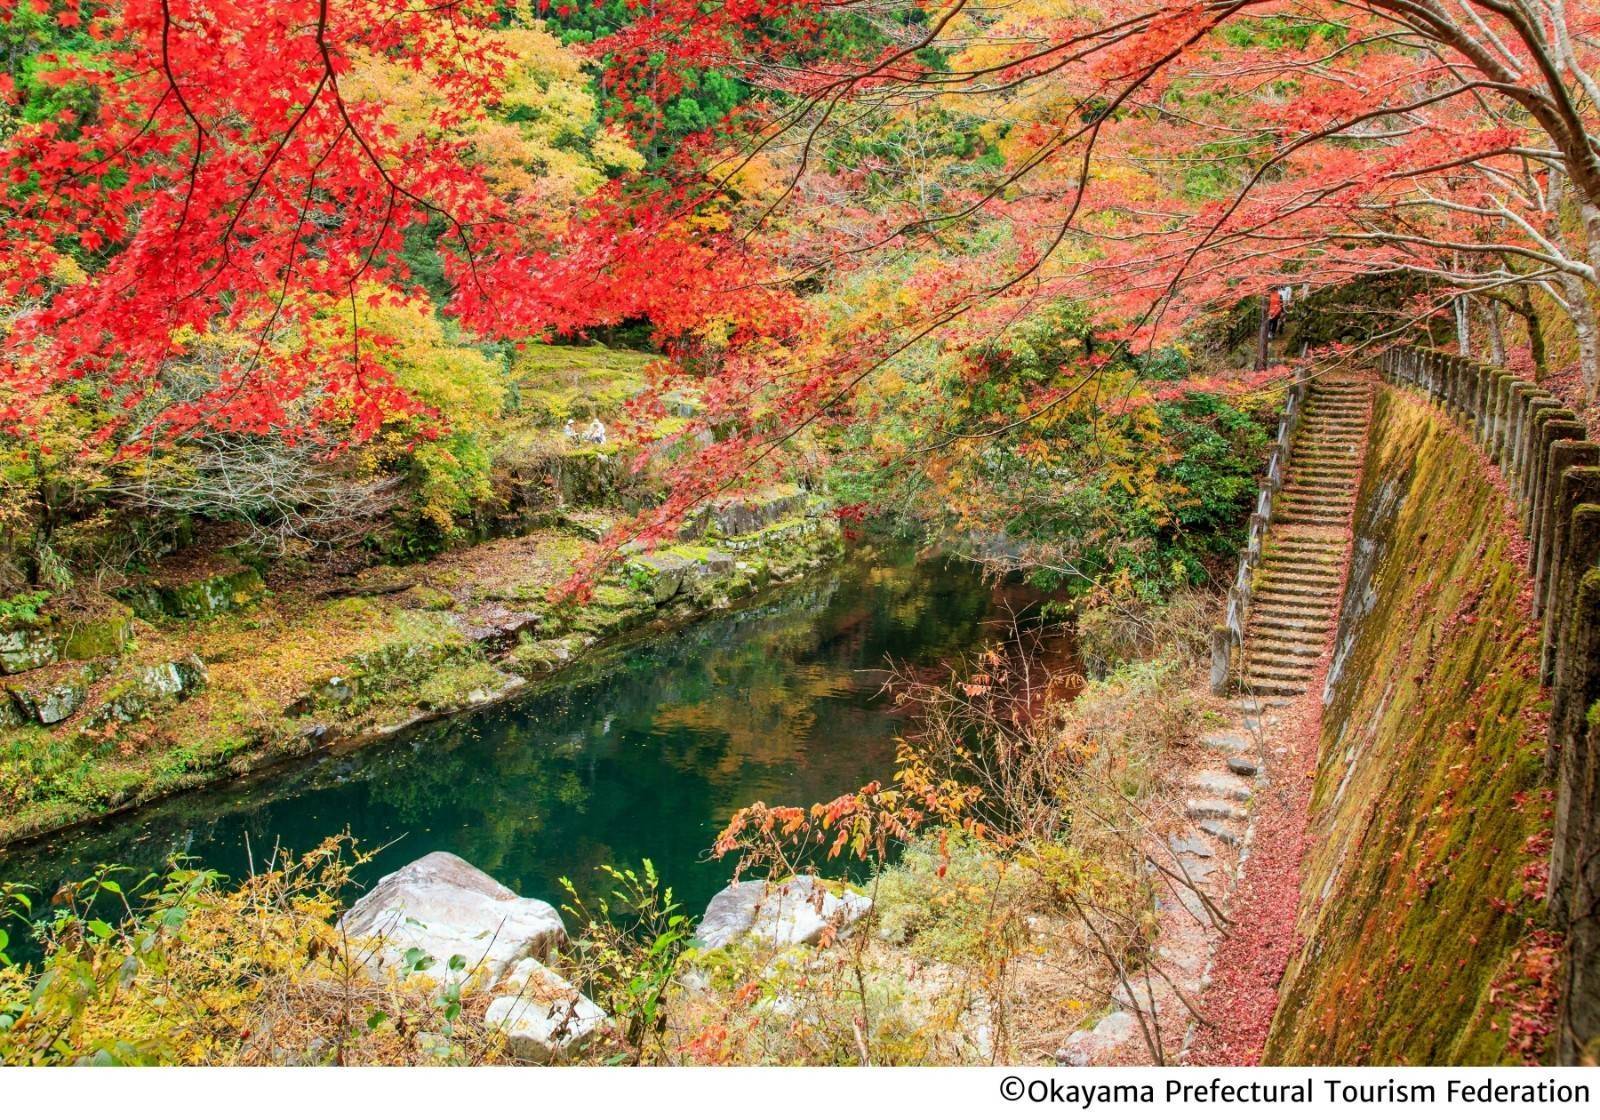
[1,0,1597,564]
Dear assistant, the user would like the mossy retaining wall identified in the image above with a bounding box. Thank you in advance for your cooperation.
[1265,387,1560,1064]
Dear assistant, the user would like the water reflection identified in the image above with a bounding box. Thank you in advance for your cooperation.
[0,545,1060,947]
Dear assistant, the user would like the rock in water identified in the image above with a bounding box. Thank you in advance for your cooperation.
[695,875,872,950]
[483,958,609,1062]
[339,852,565,987]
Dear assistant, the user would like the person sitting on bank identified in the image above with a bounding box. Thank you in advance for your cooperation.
[587,418,606,445]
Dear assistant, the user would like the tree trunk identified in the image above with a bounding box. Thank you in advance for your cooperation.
[1518,291,1549,375]
[1255,293,1269,371]
[1581,200,1600,402]
[1484,299,1506,366]
[1561,286,1600,404]
[1455,295,1472,357]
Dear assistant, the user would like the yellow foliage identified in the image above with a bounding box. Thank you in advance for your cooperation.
[342,12,639,214]
[357,291,504,431]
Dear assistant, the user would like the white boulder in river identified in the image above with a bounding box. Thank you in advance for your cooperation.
[696,875,872,950]
[485,958,609,1061]
[339,851,566,987]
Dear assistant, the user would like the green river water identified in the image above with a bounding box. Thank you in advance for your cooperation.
[0,544,1065,947]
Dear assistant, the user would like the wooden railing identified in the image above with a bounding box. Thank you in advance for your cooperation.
[1380,345,1599,1062]
[1209,375,1309,695]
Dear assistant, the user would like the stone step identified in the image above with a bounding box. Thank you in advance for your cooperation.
[1251,622,1329,642]
[1186,798,1249,822]
[1283,476,1356,488]
[1241,676,1307,696]
[1266,551,1343,567]
[1278,504,1350,517]
[1277,511,1350,526]
[1259,565,1341,581]
[1244,658,1316,679]
[1262,558,1342,574]
[1265,549,1343,564]
[1250,614,1331,634]
[1244,659,1317,677]
[1248,648,1324,667]
[1279,502,1355,515]
[1286,473,1363,486]
[1274,533,1345,548]
[1201,729,1253,753]
[1188,772,1252,802]
[1252,593,1336,613]
[1241,611,1331,630]
[1283,476,1356,490]
[1248,636,1325,658]
[1290,459,1359,473]
[1246,645,1323,665]
[1280,487,1355,500]
[1257,579,1340,598]
[1278,503,1355,518]
[1246,661,1319,681]
[1284,472,1356,486]
[1262,571,1339,589]
[1305,404,1367,415]
[1283,474,1356,485]
[1278,495,1355,509]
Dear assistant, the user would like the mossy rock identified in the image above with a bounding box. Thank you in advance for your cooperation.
[0,620,61,674]
[0,691,23,728]
[0,604,134,674]
[118,565,266,621]
[86,654,208,728]
[629,551,698,604]
[7,662,104,725]
[509,635,586,675]
[59,606,136,661]
[346,638,467,683]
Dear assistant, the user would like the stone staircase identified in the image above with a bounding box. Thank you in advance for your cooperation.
[1240,371,1374,698]
[1056,369,1377,1065]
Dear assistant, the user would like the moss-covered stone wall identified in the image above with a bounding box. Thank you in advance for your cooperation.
[1265,387,1560,1064]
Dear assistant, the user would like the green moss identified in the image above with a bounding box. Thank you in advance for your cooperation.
[1265,389,1558,1065]
[119,567,265,621]
[509,341,654,424]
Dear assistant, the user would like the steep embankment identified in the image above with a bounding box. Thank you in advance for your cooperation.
[1265,387,1560,1064]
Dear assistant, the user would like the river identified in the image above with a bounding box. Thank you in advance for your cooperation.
[0,543,1071,951]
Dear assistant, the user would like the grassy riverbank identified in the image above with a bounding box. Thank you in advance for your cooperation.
[0,503,841,847]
